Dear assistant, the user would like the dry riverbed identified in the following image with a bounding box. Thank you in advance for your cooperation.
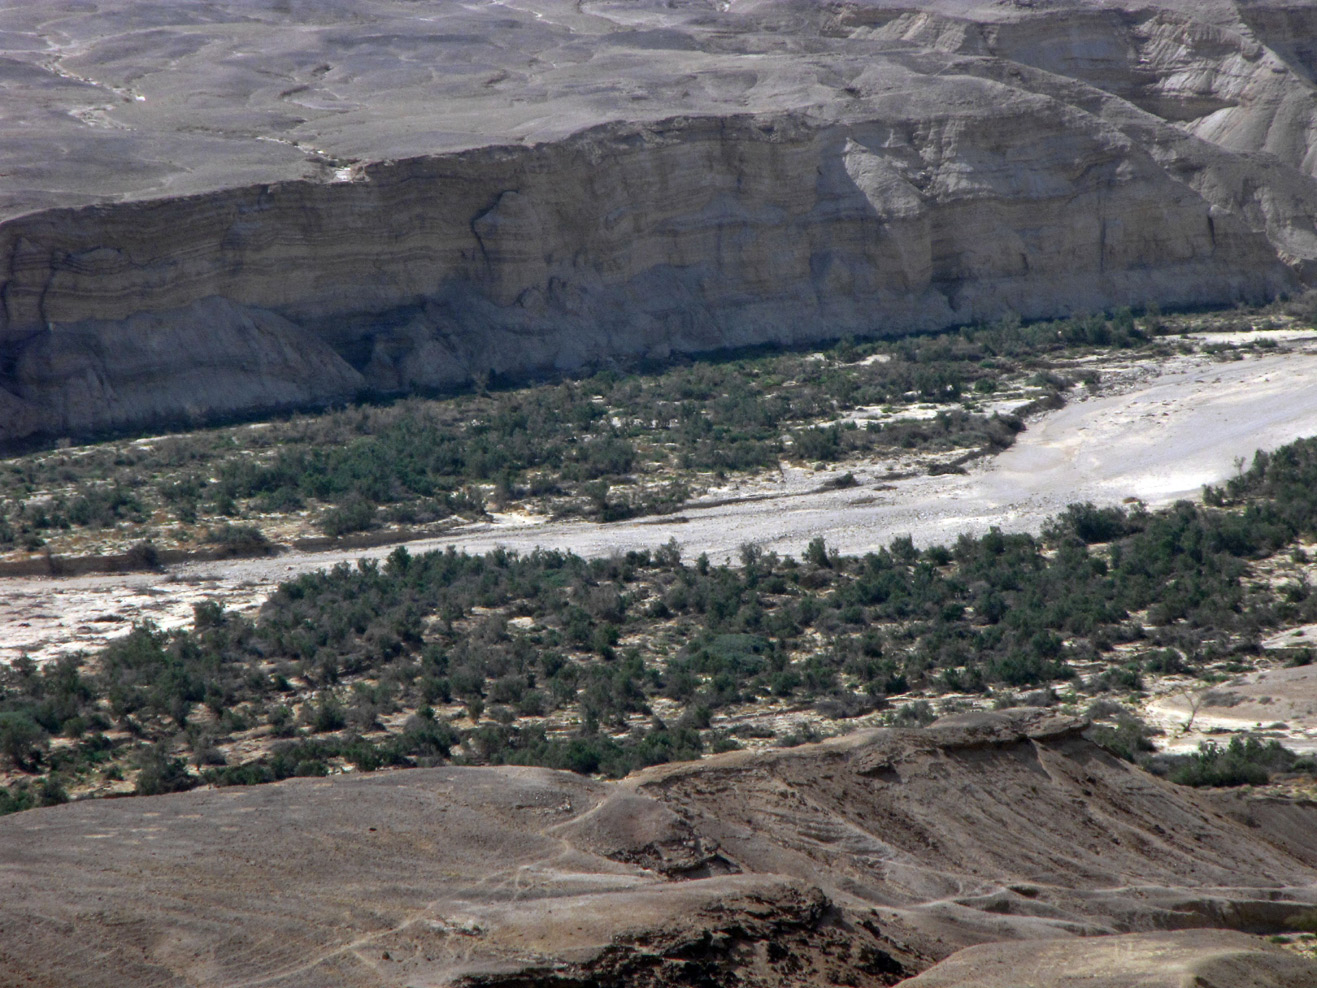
[6,336,1317,676]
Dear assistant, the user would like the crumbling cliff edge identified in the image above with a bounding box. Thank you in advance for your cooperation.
[2,0,1316,442]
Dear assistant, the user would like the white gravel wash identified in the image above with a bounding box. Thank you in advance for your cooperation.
[343,346,1317,561]
[5,345,1317,665]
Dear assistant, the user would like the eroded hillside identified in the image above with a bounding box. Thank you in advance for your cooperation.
[2,711,1316,987]
[2,1,1317,441]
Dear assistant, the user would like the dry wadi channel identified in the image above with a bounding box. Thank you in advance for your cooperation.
[6,336,1317,672]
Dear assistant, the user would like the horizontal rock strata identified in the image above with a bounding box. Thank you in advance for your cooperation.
[1,1,1316,441]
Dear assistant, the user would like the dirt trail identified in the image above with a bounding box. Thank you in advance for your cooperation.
[5,346,1317,665]
[5,712,1316,987]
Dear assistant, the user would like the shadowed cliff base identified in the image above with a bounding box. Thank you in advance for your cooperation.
[2,711,1316,986]
[3,1,1317,442]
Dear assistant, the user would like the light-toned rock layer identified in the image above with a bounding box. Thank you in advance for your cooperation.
[1,0,1316,441]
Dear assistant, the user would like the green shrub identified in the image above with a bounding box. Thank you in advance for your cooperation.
[124,540,161,570]
[1087,715,1155,762]
[0,712,45,771]
[204,524,272,556]
[1166,737,1299,788]
[889,701,935,728]
[135,745,197,795]
[318,498,377,537]
[305,696,347,733]
[0,777,66,816]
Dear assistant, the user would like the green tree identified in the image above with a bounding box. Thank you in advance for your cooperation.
[0,713,45,772]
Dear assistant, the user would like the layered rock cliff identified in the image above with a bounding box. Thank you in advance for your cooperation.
[1,0,1316,442]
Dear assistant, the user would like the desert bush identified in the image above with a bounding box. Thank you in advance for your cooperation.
[204,523,273,556]
[1163,736,1301,788]
[135,744,197,795]
[0,712,45,771]
[124,540,161,570]
[317,498,377,537]
[888,700,936,727]
[1087,715,1155,762]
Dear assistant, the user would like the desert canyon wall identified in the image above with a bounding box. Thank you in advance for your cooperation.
[2,0,1317,442]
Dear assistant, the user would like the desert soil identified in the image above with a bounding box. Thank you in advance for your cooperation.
[5,712,1317,988]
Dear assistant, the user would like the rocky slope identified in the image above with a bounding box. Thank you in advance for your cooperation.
[1,1,1317,442]
[898,930,1317,988]
[3,711,1317,987]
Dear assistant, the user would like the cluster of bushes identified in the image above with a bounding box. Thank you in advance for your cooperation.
[195,710,461,788]
[0,486,147,551]
[180,326,1073,529]
[1160,736,1309,788]
[0,776,67,814]
[1088,709,1312,789]
[4,432,1317,807]
[1,309,1174,549]
[9,485,147,533]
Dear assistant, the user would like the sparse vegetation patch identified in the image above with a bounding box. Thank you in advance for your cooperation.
[7,427,1317,807]
[1,308,1210,565]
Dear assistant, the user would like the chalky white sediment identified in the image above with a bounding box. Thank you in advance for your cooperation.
[7,344,1317,665]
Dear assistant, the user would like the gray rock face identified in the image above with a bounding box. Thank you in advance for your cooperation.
[2,1,1316,441]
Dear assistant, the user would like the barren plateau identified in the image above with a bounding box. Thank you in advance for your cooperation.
[4,0,1317,441]
[4,712,1317,988]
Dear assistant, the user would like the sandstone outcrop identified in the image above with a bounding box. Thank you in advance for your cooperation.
[2,1,1317,442]
[3,711,1317,987]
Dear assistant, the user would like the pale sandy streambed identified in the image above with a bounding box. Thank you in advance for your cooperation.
[4,344,1317,665]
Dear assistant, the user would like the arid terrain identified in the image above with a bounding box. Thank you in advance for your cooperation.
[7,1,1317,986]
[5,0,1317,442]
[5,315,1317,986]
[5,324,1317,667]
[4,711,1317,988]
